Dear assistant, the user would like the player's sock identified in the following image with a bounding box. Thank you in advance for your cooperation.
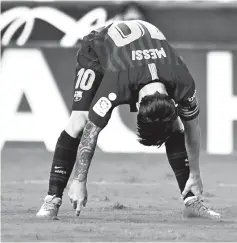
[165,131,195,200]
[48,130,82,198]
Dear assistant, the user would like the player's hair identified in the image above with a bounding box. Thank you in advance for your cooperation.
[137,91,178,147]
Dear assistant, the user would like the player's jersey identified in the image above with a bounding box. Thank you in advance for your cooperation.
[77,20,199,128]
[79,20,172,72]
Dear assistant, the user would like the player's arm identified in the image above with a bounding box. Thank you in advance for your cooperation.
[179,90,200,176]
[178,91,203,197]
[182,116,201,176]
[181,116,203,198]
[73,120,101,182]
[68,120,102,216]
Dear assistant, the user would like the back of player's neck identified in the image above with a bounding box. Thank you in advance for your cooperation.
[138,82,167,102]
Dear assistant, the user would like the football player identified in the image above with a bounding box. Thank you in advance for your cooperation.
[37,20,221,219]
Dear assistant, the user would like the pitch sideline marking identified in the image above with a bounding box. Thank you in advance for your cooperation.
[8,180,173,186]
[6,180,237,188]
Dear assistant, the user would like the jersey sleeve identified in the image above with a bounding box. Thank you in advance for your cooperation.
[89,96,114,128]
[174,64,200,121]
[177,89,200,121]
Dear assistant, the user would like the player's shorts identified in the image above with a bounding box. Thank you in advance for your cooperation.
[71,63,104,111]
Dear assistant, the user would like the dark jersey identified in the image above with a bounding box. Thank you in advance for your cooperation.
[80,20,169,72]
[77,20,199,128]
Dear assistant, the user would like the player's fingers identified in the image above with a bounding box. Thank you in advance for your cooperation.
[200,186,204,194]
[181,187,189,199]
[193,189,202,197]
[76,201,83,216]
[73,200,77,210]
[198,195,204,201]
[83,195,88,207]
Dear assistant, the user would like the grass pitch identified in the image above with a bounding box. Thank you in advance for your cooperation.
[1,147,237,241]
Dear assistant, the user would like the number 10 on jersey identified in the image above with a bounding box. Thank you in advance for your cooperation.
[108,20,166,47]
[75,68,96,91]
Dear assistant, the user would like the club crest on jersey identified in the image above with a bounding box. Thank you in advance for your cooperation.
[93,97,112,117]
[74,91,83,101]
[132,48,167,61]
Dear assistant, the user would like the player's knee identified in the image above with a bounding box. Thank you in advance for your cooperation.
[65,111,88,138]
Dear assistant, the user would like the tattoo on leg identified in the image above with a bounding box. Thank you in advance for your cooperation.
[74,121,101,182]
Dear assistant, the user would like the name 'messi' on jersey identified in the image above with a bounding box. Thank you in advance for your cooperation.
[131,48,167,61]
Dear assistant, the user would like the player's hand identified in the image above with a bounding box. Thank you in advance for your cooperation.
[68,179,87,216]
[182,173,203,198]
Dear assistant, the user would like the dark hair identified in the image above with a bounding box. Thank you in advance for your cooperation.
[137,92,177,147]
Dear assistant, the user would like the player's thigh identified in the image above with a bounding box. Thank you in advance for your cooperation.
[65,111,88,138]
[172,117,184,132]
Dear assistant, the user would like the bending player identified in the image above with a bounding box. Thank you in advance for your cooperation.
[37,20,221,219]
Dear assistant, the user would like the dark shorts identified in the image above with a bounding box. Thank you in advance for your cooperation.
[71,63,104,111]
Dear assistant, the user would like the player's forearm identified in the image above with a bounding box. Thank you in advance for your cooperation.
[183,119,201,176]
[74,121,101,182]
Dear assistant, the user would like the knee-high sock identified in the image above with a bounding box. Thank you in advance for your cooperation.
[48,130,82,198]
[165,131,194,200]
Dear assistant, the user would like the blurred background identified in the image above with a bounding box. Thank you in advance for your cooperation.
[1,0,237,156]
[2,2,237,241]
